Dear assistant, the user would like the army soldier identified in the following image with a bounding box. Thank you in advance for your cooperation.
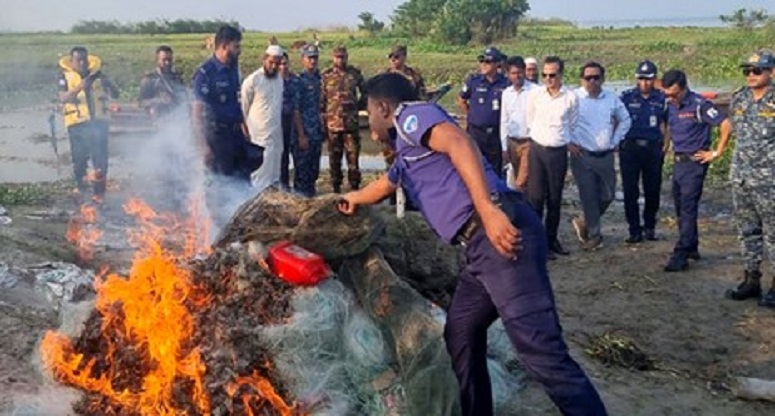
[385,44,426,100]
[662,69,731,272]
[58,46,120,205]
[725,50,775,308]
[138,45,187,118]
[458,47,509,175]
[321,45,366,193]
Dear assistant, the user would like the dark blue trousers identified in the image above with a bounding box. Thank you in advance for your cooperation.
[671,159,708,254]
[619,139,663,236]
[67,120,109,196]
[291,139,322,197]
[444,192,607,416]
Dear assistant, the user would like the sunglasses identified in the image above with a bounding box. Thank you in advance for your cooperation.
[742,67,766,76]
[478,59,495,64]
[583,75,601,82]
[542,72,559,79]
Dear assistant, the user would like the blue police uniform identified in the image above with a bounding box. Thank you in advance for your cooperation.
[619,86,668,238]
[192,56,261,181]
[460,68,509,176]
[281,73,302,190]
[667,90,727,257]
[389,101,607,416]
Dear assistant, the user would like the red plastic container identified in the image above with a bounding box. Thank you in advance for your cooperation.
[268,240,332,286]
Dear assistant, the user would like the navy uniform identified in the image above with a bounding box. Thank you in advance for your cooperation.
[619,60,668,242]
[459,47,509,175]
[664,80,728,271]
[725,51,775,307]
[281,71,302,191]
[192,55,262,181]
[293,45,325,197]
[387,101,607,416]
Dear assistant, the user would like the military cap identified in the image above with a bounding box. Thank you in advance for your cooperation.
[635,60,658,79]
[387,44,407,58]
[301,44,319,57]
[478,46,502,62]
[741,50,775,69]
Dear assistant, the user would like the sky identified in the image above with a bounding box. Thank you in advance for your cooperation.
[0,0,773,32]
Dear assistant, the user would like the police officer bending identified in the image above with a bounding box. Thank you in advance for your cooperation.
[725,51,775,308]
[619,60,668,243]
[662,69,732,272]
[338,73,607,416]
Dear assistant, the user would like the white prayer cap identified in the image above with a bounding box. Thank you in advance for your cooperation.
[266,45,284,57]
[525,57,538,66]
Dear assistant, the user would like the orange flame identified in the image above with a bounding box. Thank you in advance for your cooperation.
[66,204,102,262]
[45,194,297,414]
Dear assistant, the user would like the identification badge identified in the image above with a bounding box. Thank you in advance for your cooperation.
[649,115,657,127]
[492,99,500,111]
[220,94,227,103]
[478,98,485,104]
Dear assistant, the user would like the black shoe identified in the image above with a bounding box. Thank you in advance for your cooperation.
[625,233,643,244]
[644,229,657,241]
[758,288,775,308]
[664,253,688,272]
[725,271,762,301]
[687,251,701,261]
[549,240,570,256]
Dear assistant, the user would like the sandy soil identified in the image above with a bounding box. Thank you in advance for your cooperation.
[1,108,774,415]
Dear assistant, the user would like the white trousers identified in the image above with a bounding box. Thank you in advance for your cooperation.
[250,131,283,193]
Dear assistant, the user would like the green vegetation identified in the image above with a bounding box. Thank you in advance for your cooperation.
[0,183,52,205]
[719,8,771,30]
[71,18,243,35]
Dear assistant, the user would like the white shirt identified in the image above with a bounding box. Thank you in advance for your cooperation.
[573,87,632,152]
[241,68,283,147]
[499,81,537,151]
[527,86,578,147]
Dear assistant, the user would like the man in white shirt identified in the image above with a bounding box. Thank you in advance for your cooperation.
[525,57,539,84]
[241,45,284,193]
[500,56,535,190]
[526,56,578,259]
[569,61,632,250]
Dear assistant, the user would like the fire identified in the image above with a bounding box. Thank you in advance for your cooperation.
[43,196,296,415]
[66,204,102,262]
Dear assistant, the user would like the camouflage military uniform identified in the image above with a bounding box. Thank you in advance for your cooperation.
[293,69,325,197]
[321,64,365,191]
[730,85,775,273]
[138,69,187,117]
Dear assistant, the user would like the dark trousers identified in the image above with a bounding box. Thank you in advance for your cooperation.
[672,159,708,254]
[67,120,109,196]
[328,131,361,190]
[291,140,322,197]
[206,123,262,183]
[468,125,503,177]
[527,142,568,242]
[570,151,616,239]
[445,192,607,416]
[620,139,663,236]
[280,114,293,189]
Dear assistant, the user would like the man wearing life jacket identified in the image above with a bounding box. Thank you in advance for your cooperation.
[58,46,119,204]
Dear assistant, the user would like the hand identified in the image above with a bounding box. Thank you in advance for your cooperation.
[692,150,716,164]
[336,193,358,215]
[298,134,310,151]
[568,143,582,156]
[480,204,522,258]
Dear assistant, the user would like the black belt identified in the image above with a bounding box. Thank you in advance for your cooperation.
[582,148,614,158]
[622,138,658,149]
[454,194,503,246]
[674,152,698,163]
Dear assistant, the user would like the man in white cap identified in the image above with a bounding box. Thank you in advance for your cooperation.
[525,57,539,83]
[241,44,285,193]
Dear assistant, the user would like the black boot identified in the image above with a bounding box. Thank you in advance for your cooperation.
[725,270,762,301]
[643,228,657,241]
[759,277,775,308]
[664,252,688,272]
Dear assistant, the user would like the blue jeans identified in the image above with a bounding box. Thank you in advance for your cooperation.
[444,192,607,416]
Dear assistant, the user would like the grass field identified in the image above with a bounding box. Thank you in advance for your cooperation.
[2,22,774,110]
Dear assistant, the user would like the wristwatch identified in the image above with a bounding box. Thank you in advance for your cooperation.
[712,150,719,159]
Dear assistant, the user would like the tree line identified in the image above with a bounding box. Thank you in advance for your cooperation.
[71,19,243,35]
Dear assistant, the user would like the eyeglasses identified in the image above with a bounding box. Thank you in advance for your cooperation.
[636,77,653,81]
[583,75,601,82]
[742,67,766,76]
[478,58,495,64]
[542,72,559,79]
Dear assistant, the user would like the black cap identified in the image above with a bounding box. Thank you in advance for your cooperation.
[636,60,658,79]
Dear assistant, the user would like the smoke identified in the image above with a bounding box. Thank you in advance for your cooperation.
[120,104,256,239]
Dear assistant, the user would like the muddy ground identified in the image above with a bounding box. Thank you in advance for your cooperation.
[1,108,774,415]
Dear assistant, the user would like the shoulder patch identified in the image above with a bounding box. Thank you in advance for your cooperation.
[706,107,719,119]
[403,114,419,134]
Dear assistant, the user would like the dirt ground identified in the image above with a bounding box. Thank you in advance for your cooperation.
[1,108,774,415]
